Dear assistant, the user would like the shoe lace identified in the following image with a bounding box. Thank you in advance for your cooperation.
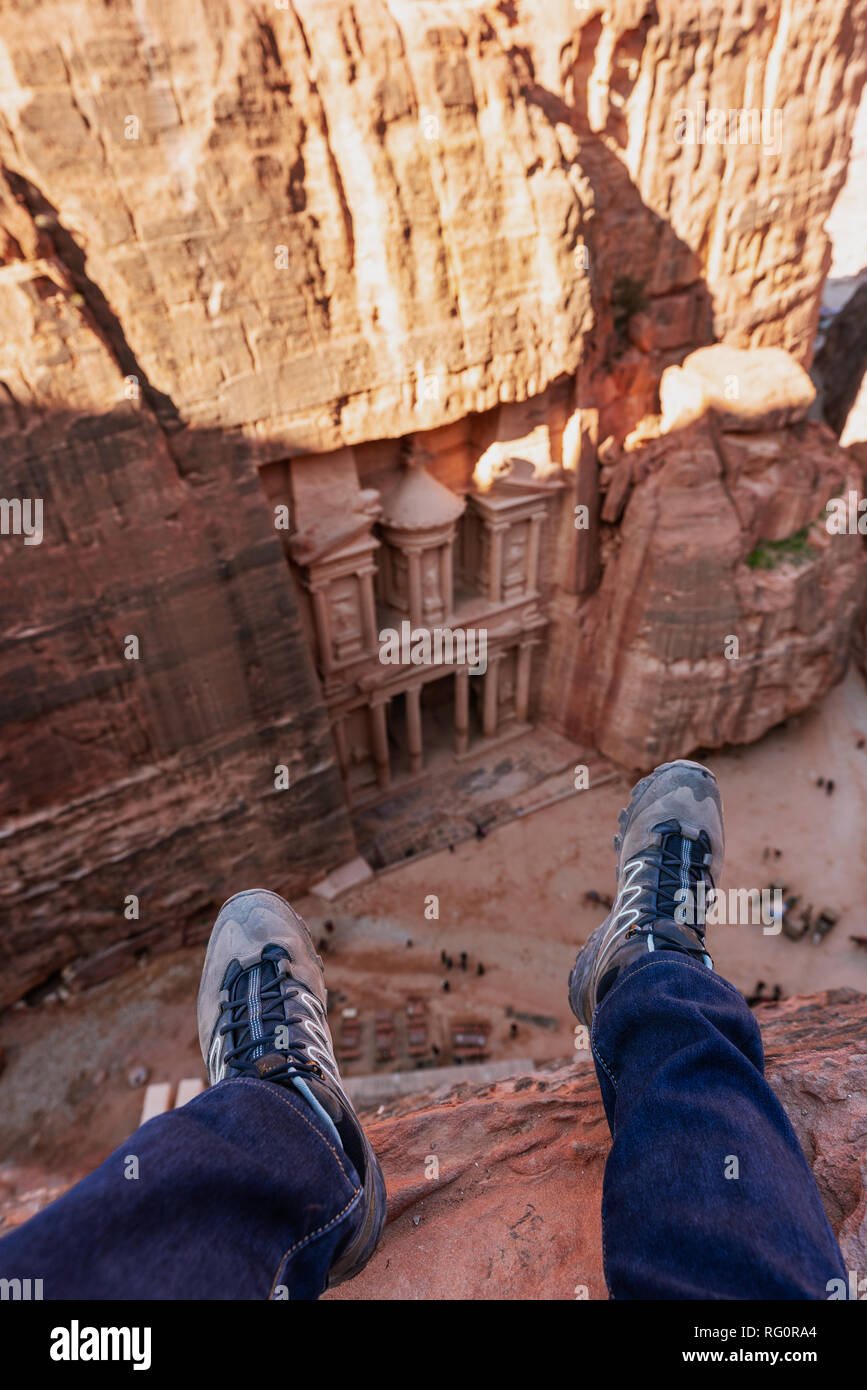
[643,830,714,930]
[218,972,322,1080]
[595,831,714,986]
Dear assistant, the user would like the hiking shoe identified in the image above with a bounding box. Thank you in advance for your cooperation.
[197,888,386,1288]
[569,760,724,1026]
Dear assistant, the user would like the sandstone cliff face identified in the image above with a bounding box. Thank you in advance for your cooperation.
[1,1,866,1001]
[0,0,596,454]
[329,989,866,1299]
[0,0,863,454]
[0,183,356,1010]
[547,396,866,770]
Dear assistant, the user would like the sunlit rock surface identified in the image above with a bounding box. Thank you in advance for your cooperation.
[0,0,865,999]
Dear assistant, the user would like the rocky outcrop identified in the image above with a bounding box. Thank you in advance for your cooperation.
[322,989,867,1300]
[660,345,816,434]
[545,348,866,770]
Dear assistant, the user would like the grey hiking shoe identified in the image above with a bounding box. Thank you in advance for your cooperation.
[197,888,386,1288]
[569,760,724,1027]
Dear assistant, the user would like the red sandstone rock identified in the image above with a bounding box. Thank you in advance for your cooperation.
[0,2,865,1002]
[322,988,867,1299]
[547,408,866,770]
[0,990,861,1296]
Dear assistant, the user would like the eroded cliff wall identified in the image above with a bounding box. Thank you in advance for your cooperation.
[1,0,866,1000]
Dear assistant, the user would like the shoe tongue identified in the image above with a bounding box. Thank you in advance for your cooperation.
[252,1050,290,1080]
[227,949,284,1061]
[656,827,712,921]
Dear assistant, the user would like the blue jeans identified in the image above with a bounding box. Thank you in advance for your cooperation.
[0,1077,365,1299]
[592,954,847,1299]
[0,955,846,1298]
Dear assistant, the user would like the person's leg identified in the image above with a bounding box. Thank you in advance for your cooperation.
[590,952,846,1299]
[0,889,386,1300]
[570,759,846,1300]
[0,1075,364,1299]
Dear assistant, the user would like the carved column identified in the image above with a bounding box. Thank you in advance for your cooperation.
[310,586,334,675]
[488,528,504,604]
[369,700,391,789]
[526,514,543,594]
[407,549,424,628]
[482,654,500,738]
[439,543,453,621]
[515,642,533,724]
[360,568,379,652]
[454,668,470,756]
[406,685,423,775]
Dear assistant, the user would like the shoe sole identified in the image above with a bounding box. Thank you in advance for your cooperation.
[326,1143,388,1289]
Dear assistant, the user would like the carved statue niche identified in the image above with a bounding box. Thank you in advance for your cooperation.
[421,548,445,624]
[497,649,517,717]
[502,521,530,603]
[328,575,365,663]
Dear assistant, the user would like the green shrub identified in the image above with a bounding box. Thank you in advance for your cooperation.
[746,526,814,570]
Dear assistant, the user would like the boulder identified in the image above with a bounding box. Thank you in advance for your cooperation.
[660,346,816,434]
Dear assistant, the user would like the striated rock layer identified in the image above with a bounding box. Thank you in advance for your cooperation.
[0,250,356,1010]
[0,1,866,999]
